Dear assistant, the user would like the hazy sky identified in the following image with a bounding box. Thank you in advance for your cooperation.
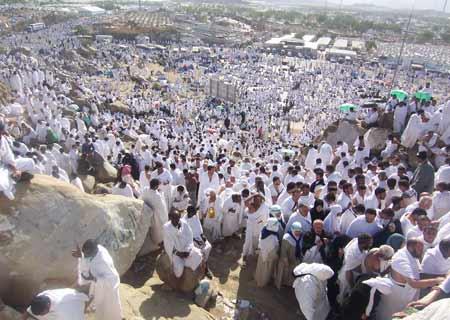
[341,0,448,12]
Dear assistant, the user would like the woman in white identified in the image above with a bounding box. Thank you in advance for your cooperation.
[401,113,421,148]
[242,193,269,261]
[201,189,223,243]
[221,193,243,237]
[292,263,334,320]
[255,218,280,287]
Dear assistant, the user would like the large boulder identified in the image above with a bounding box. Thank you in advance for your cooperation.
[93,183,113,195]
[95,160,118,183]
[364,127,390,153]
[155,252,205,293]
[0,303,22,320]
[0,175,150,306]
[322,120,365,147]
[0,81,12,106]
[79,174,95,193]
[378,111,394,130]
[109,101,130,114]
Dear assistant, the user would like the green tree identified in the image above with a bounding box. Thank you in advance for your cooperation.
[366,40,377,52]
[417,30,434,44]
[441,29,450,44]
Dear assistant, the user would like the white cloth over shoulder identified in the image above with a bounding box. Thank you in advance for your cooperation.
[293,263,334,320]
[78,245,122,320]
[27,288,89,320]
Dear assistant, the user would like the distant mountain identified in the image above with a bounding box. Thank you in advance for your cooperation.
[341,0,448,12]
[264,0,449,12]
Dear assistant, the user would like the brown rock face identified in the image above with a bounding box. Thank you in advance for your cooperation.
[155,252,205,293]
[0,175,150,306]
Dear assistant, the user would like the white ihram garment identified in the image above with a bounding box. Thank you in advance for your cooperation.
[78,245,123,320]
[375,247,421,320]
[27,288,88,320]
[163,220,203,278]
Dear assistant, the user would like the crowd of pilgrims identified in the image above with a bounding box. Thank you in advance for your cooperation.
[1,17,450,320]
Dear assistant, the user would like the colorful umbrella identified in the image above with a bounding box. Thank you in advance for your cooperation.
[339,103,358,112]
[390,89,408,101]
[415,91,432,102]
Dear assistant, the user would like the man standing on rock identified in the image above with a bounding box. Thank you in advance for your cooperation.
[72,239,123,320]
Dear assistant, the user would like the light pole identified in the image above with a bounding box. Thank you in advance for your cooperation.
[389,1,416,92]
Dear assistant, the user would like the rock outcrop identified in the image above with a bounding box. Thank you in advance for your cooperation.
[95,160,118,183]
[109,101,130,114]
[79,174,96,193]
[364,127,390,153]
[0,81,12,106]
[155,252,205,293]
[0,175,150,306]
[0,301,22,320]
[93,183,113,195]
[321,120,365,147]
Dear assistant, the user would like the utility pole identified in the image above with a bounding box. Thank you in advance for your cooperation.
[390,3,415,91]
[444,0,448,13]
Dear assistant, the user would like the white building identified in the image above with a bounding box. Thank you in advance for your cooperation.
[79,5,106,16]
[333,38,348,50]
[317,37,332,50]
[303,34,316,42]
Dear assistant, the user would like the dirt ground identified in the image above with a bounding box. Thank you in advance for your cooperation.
[115,237,302,320]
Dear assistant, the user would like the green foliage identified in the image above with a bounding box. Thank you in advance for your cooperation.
[74,25,89,35]
[152,82,161,91]
[417,30,434,44]
[366,40,377,52]
[441,29,450,44]
[93,1,119,11]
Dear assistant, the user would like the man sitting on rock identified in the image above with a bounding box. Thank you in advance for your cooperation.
[23,288,89,320]
[164,209,203,279]
[183,205,213,278]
